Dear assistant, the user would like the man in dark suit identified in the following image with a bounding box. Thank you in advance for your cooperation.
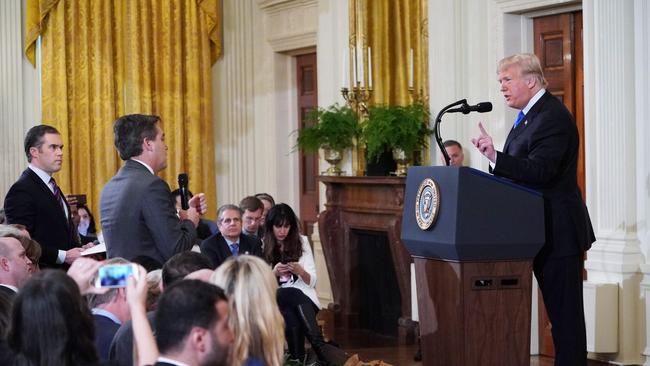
[4,125,83,267]
[200,204,264,269]
[100,114,207,264]
[153,280,232,366]
[472,53,595,366]
[88,257,132,362]
[0,234,33,296]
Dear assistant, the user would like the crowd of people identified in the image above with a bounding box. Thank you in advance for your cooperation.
[0,114,350,366]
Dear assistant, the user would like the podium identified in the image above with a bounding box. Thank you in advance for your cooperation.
[401,166,545,366]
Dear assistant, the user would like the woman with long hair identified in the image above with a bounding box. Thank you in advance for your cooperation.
[7,269,99,366]
[211,255,285,366]
[263,203,347,365]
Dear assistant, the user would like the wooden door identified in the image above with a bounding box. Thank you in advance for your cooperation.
[297,53,319,241]
[533,10,584,357]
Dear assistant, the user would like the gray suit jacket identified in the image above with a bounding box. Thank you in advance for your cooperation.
[100,160,197,263]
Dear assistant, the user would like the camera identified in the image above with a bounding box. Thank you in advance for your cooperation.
[94,263,138,288]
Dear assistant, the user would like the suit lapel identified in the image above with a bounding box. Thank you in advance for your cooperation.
[502,91,552,153]
[24,169,72,234]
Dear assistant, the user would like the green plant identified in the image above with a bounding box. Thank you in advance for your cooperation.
[361,102,433,162]
[295,104,360,152]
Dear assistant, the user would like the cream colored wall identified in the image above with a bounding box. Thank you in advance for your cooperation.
[425,0,649,363]
[0,0,40,202]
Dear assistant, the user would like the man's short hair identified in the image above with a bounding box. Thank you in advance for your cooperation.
[443,140,462,150]
[254,193,275,206]
[162,252,213,288]
[497,53,548,88]
[155,280,227,354]
[239,196,263,213]
[24,125,60,162]
[113,114,160,160]
[216,204,243,224]
[87,258,130,308]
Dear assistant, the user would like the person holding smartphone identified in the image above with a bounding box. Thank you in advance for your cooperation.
[262,204,347,365]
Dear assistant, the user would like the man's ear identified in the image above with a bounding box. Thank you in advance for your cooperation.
[142,138,153,152]
[29,146,39,160]
[189,327,209,353]
[0,257,10,272]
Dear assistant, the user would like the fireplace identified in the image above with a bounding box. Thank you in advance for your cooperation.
[318,176,415,343]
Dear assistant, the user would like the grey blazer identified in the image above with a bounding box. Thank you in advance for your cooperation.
[100,160,197,263]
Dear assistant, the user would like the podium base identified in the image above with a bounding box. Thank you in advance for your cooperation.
[414,257,533,366]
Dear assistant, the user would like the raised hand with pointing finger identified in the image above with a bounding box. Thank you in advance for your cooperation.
[471,122,496,163]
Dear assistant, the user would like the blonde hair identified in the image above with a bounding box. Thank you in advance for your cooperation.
[211,255,285,366]
[497,53,548,88]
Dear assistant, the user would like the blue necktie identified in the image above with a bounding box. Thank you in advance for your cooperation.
[230,243,239,256]
[513,111,525,129]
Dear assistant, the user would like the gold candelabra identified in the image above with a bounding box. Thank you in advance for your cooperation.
[341,82,372,118]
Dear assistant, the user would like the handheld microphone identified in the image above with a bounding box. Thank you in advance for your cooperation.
[447,101,493,114]
[178,173,189,210]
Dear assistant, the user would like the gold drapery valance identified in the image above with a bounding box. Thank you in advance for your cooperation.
[24,0,222,220]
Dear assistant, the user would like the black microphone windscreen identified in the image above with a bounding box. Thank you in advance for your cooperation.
[178,173,188,186]
[477,102,493,113]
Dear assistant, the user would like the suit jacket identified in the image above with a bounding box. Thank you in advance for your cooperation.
[100,160,197,264]
[492,91,595,257]
[4,168,79,266]
[200,232,264,269]
[109,310,156,366]
[93,313,121,362]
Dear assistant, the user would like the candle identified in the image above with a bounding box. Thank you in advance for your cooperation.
[409,48,414,89]
[342,49,348,88]
[357,44,364,87]
[352,46,358,86]
[368,47,373,88]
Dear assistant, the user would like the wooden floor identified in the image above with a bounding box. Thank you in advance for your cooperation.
[335,328,608,366]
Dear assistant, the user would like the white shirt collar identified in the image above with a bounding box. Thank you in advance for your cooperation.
[157,356,191,366]
[522,88,546,115]
[91,308,122,325]
[0,284,18,293]
[130,158,155,175]
[28,164,54,189]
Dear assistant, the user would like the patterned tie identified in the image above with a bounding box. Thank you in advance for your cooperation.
[230,242,239,256]
[513,111,525,129]
[49,177,65,210]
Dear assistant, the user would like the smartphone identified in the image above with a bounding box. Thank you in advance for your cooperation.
[94,263,138,288]
[69,194,87,206]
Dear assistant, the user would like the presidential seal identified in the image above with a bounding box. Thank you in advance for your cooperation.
[415,178,440,230]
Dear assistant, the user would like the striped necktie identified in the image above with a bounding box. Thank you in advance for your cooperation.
[49,177,65,211]
[230,242,239,256]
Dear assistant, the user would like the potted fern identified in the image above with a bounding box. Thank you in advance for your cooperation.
[296,104,360,175]
[361,102,432,176]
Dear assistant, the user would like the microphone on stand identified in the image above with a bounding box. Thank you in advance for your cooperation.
[178,173,190,210]
[447,102,493,114]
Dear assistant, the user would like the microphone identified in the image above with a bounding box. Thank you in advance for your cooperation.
[447,101,493,114]
[178,173,189,210]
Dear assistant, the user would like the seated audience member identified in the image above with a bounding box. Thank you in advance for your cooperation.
[1,225,41,274]
[441,139,465,167]
[109,251,213,366]
[7,270,99,365]
[152,280,233,366]
[0,232,33,297]
[171,189,218,240]
[255,193,275,233]
[239,196,264,238]
[200,204,263,269]
[77,204,98,244]
[0,291,13,362]
[263,204,348,365]
[88,257,132,361]
[211,255,285,366]
[145,269,163,311]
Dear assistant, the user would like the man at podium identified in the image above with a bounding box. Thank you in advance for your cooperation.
[471,53,595,366]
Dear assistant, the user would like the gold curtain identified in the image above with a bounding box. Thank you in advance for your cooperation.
[350,0,428,106]
[25,0,221,219]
